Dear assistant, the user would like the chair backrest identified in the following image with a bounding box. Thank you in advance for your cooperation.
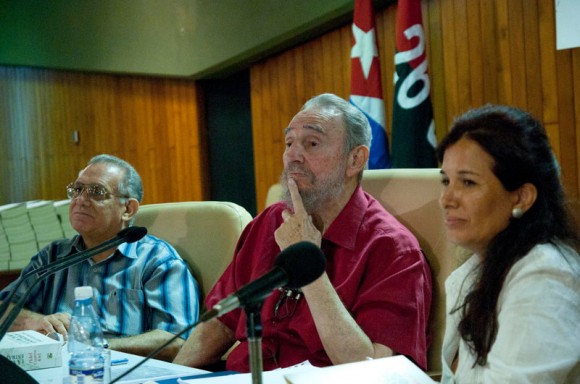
[265,169,468,376]
[134,201,253,300]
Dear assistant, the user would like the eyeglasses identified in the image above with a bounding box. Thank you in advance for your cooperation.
[66,183,128,201]
[273,287,302,320]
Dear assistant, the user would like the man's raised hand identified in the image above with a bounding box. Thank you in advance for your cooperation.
[274,178,322,250]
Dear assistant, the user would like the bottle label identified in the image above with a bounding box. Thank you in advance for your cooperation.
[69,367,105,383]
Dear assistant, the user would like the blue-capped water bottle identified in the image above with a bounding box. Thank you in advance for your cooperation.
[68,286,106,383]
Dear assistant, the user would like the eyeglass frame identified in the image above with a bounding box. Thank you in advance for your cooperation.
[66,182,130,202]
[273,287,302,320]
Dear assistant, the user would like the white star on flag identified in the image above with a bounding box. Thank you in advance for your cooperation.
[351,24,378,79]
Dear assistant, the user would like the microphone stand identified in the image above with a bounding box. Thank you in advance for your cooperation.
[245,302,264,384]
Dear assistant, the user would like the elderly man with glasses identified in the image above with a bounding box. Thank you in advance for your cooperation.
[0,154,199,361]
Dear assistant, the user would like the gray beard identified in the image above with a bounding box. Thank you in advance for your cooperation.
[279,164,346,213]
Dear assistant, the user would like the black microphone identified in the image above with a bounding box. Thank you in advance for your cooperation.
[110,241,326,384]
[201,241,326,322]
[0,226,146,321]
[0,226,147,340]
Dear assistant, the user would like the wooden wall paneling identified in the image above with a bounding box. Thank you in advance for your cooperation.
[268,55,283,187]
[268,56,283,181]
[279,50,294,127]
[337,26,352,98]
[0,68,208,205]
[506,0,527,110]
[466,0,483,108]
[168,81,207,202]
[311,38,326,97]
[277,49,299,178]
[575,49,580,227]
[146,81,168,202]
[321,33,335,96]
[439,0,460,123]
[426,0,448,141]
[170,77,206,201]
[555,50,578,201]
[522,0,542,118]
[538,0,559,125]
[330,26,348,97]
[251,62,274,207]
[495,0,513,105]
[299,41,313,102]
[454,0,473,113]
[480,0,500,104]
[292,43,306,108]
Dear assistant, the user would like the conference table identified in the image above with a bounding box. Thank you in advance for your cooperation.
[27,347,435,384]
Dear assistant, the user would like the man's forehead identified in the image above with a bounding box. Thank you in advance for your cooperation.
[77,163,122,182]
[284,123,325,135]
[285,108,343,135]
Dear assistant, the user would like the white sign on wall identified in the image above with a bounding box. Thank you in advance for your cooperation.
[555,0,580,50]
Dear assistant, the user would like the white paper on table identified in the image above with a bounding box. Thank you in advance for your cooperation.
[178,360,318,384]
[283,356,435,384]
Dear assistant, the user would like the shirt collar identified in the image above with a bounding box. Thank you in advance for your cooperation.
[322,185,367,251]
[116,238,142,260]
[56,234,138,261]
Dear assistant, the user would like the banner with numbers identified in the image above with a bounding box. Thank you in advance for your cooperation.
[391,0,437,168]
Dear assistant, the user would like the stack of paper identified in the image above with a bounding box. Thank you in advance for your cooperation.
[0,203,38,270]
[27,200,66,250]
[53,200,77,238]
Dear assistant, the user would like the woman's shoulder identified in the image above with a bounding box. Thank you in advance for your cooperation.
[513,242,580,276]
[501,243,580,303]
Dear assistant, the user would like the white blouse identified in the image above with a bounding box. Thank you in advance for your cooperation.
[441,243,580,384]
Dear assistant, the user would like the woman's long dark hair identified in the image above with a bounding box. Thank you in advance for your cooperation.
[436,104,579,366]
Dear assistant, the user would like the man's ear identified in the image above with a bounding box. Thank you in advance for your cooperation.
[122,199,140,222]
[346,145,369,177]
[512,182,538,214]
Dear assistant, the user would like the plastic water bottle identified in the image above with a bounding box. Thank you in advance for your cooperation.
[68,286,106,383]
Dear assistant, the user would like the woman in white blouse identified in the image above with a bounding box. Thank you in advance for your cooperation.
[436,105,580,383]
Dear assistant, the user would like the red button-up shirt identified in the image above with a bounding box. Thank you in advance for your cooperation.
[206,186,432,371]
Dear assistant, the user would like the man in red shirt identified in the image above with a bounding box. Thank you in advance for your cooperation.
[173,93,432,371]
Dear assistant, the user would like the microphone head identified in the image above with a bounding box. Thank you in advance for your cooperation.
[117,226,148,243]
[275,241,326,289]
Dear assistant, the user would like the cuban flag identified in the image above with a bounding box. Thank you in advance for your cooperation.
[349,0,391,169]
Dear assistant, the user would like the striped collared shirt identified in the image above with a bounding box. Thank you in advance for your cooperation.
[0,234,199,338]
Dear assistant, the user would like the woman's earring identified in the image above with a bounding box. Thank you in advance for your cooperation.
[512,207,524,219]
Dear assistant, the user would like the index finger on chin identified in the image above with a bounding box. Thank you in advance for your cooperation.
[288,178,306,215]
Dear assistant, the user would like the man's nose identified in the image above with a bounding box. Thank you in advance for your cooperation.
[76,187,92,202]
[284,143,304,162]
